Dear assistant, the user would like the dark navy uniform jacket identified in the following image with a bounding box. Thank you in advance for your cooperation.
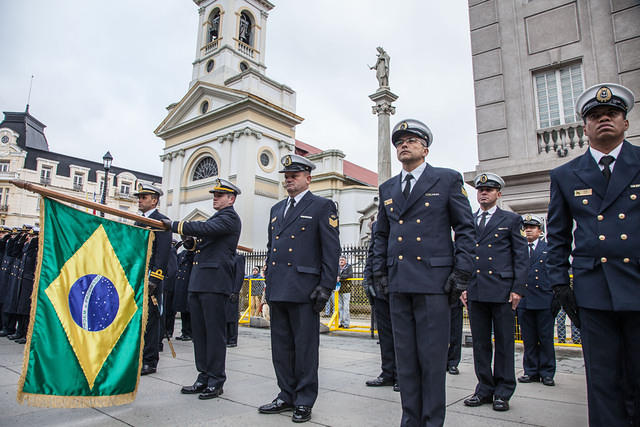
[171,206,241,295]
[373,164,475,293]
[265,191,340,303]
[519,239,552,310]
[468,207,527,302]
[547,140,640,311]
[136,210,171,296]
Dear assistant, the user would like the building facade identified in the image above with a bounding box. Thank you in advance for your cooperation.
[156,0,378,250]
[0,109,162,228]
[464,0,640,216]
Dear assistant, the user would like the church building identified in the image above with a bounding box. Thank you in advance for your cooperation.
[155,0,378,250]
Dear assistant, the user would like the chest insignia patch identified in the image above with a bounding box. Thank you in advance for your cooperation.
[384,198,393,206]
[630,184,640,188]
[574,189,593,196]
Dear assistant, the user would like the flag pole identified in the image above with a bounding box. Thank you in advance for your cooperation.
[10,179,253,252]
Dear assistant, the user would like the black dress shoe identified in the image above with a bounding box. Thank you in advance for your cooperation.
[365,376,394,387]
[15,337,26,344]
[463,394,493,407]
[258,398,294,414]
[7,333,23,340]
[226,342,237,348]
[393,383,400,392]
[181,381,207,394]
[542,377,555,386]
[493,397,509,411]
[0,329,11,337]
[518,374,540,383]
[176,335,192,341]
[447,366,459,375]
[198,386,223,400]
[140,364,156,375]
[292,406,312,423]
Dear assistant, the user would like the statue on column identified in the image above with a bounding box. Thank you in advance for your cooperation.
[369,47,390,88]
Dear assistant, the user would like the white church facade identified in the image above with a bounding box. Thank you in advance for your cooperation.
[155,0,379,250]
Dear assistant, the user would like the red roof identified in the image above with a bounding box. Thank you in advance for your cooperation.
[295,140,378,187]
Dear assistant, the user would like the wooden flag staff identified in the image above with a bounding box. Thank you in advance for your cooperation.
[10,179,253,252]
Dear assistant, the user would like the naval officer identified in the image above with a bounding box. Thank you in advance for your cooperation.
[258,154,340,423]
[134,183,171,376]
[546,83,639,426]
[373,119,476,426]
[462,173,528,412]
[517,214,555,387]
[162,179,241,400]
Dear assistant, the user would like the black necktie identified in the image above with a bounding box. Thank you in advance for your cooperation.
[284,198,295,220]
[528,243,534,258]
[477,211,488,234]
[403,174,413,199]
[600,155,615,183]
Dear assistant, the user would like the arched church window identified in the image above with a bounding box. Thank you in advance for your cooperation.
[239,11,252,45]
[192,157,218,181]
[200,101,209,114]
[208,10,221,42]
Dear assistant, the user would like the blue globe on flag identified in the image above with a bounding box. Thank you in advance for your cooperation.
[68,274,119,332]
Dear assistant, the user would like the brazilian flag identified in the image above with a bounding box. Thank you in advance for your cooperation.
[17,198,153,407]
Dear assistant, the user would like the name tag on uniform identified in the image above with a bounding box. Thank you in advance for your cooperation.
[631,184,640,188]
[384,198,393,205]
[574,189,592,196]
[498,227,508,230]
[424,193,440,196]
[300,215,313,219]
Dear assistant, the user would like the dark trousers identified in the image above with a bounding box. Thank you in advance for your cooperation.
[164,289,176,338]
[1,311,16,334]
[580,308,640,427]
[390,293,449,427]
[448,303,463,368]
[517,307,555,378]
[181,312,192,337]
[269,301,320,407]
[15,314,28,336]
[226,299,239,345]
[189,292,228,388]
[143,301,160,368]
[374,296,397,381]
[469,301,516,400]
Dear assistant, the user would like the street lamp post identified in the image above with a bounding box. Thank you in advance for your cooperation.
[100,151,113,217]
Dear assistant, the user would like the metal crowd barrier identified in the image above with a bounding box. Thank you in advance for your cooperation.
[236,277,581,347]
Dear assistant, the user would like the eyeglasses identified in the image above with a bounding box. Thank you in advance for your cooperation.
[395,137,426,147]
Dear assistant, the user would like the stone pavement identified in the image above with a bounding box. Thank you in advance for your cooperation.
[0,324,588,426]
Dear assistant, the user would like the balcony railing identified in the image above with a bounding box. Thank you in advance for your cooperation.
[201,38,221,54]
[40,177,51,186]
[236,39,255,58]
[73,183,83,192]
[115,191,136,201]
[537,122,587,158]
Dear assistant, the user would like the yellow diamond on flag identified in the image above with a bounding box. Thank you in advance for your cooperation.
[45,224,138,389]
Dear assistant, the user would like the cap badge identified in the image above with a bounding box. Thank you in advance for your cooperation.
[215,178,222,187]
[525,214,532,221]
[137,183,144,192]
[400,122,408,130]
[480,174,488,183]
[596,86,612,103]
[284,155,292,166]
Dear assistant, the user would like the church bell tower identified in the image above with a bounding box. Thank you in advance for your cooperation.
[155,0,302,250]
[191,0,272,86]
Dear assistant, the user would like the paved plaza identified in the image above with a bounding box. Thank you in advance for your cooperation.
[1,323,588,426]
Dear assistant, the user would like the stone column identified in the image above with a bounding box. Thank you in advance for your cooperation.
[369,88,398,185]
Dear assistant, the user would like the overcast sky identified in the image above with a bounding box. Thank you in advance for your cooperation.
[0,1,479,191]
